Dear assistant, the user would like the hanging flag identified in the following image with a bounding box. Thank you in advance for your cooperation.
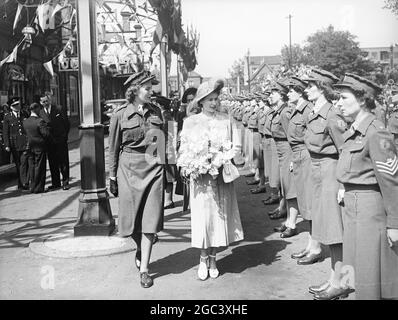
[37,3,55,31]
[43,60,54,77]
[150,20,163,56]
[68,8,76,33]
[13,4,23,33]
[0,45,19,68]
[51,3,64,19]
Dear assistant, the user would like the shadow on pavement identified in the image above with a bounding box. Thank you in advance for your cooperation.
[217,240,289,275]
[0,182,81,249]
[150,247,198,279]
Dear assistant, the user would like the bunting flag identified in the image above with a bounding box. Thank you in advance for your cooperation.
[51,3,64,19]
[150,20,163,56]
[37,3,55,31]
[43,60,54,77]
[13,4,23,33]
[0,45,19,68]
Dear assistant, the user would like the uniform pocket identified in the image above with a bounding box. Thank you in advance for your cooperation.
[309,123,326,134]
[121,118,144,142]
[292,119,305,137]
[347,143,365,173]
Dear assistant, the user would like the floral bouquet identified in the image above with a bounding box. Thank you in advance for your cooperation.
[177,128,234,181]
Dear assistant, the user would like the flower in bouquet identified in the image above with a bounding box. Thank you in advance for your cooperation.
[177,132,234,181]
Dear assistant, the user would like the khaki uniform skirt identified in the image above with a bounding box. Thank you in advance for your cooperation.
[252,132,264,169]
[291,144,312,220]
[117,150,164,236]
[275,140,296,200]
[310,155,343,245]
[263,137,280,189]
[343,189,398,300]
[245,128,253,167]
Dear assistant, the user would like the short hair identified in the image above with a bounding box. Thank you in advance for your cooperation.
[310,81,336,103]
[182,87,198,103]
[348,88,377,111]
[125,84,141,103]
[29,102,41,111]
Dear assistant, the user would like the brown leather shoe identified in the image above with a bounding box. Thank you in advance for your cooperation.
[274,224,287,232]
[309,281,330,295]
[280,227,298,238]
[140,272,153,288]
[244,172,255,178]
[298,252,322,265]
[313,286,353,300]
[247,179,260,185]
[291,249,308,259]
[263,197,279,205]
[250,186,267,194]
[269,211,287,220]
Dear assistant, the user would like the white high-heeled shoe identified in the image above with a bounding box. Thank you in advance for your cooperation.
[209,255,219,279]
[198,255,209,280]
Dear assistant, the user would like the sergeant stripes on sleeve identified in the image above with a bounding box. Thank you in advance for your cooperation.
[375,155,398,176]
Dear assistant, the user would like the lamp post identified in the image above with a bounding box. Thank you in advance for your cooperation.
[160,35,168,97]
[246,49,251,93]
[286,14,293,70]
[74,0,114,236]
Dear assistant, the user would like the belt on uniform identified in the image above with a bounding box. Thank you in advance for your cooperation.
[290,144,306,152]
[263,134,272,139]
[343,183,380,192]
[122,146,147,154]
[273,137,288,142]
[309,152,338,160]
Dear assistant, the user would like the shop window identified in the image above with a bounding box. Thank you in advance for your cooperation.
[69,75,79,115]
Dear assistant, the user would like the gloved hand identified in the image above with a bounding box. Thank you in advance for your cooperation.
[110,179,118,197]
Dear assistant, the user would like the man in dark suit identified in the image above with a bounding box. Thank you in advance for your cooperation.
[39,93,70,191]
[2,97,29,189]
[23,103,50,193]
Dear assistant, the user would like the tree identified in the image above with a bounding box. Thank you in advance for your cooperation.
[302,25,377,78]
[281,44,309,68]
[384,0,398,15]
[228,58,245,90]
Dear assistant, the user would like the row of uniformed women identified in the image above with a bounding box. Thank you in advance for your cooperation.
[229,69,398,300]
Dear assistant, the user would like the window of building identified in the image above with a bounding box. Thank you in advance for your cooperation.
[380,51,389,61]
[50,74,60,107]
[69,75,79,116]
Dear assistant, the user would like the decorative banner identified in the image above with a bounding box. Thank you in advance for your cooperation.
[13,4,23,33]
[37,3,55,31]
[51,3,64,19]
[43,61,54,77]
[0,45,19,68]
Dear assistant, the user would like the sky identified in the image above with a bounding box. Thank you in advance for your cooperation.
[172,0,398,78]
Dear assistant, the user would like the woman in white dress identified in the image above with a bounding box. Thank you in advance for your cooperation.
[178,79,244,280]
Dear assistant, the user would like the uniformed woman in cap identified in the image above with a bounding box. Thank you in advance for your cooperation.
[269,81,299,237]
[302,69,347,299]
[334,74,398,300]
[108,71,164,288]
[285,77,320,250]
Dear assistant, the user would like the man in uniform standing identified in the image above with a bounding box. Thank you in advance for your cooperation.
[39,93,70,191]
[2,97,29,190]
[23,103,50,193]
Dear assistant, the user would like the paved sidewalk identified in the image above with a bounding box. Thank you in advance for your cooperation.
[0,133,347,300]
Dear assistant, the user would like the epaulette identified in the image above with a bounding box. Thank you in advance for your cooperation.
[114,103,128,113]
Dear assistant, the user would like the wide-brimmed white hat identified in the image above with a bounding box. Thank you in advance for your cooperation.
[190,78,225,109]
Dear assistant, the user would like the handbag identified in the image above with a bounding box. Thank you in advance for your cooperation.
[223,160,240,183]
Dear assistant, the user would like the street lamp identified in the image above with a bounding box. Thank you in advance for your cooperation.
[246,49,251,93]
